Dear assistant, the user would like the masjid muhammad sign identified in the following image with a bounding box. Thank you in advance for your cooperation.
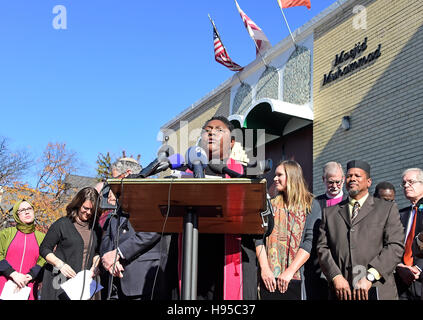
[323,37,382,86]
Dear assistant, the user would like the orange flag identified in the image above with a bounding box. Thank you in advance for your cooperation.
[278,0,311,9]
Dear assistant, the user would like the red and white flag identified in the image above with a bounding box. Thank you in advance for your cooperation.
[210,16,244,72]
[277,0,311,10]
[235,0,272,57]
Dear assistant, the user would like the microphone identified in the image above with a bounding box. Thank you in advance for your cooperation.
[157,144,174,161]
[136,145,173,178]
[259,159,273,174]
[165,153,186,170]
[127,153,185,178]
[207,163,244,178]
[185,146,208,178]
[99,183,117,210]
[245,159,273,176]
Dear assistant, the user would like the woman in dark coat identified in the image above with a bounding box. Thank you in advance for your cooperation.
[39,187,102,300]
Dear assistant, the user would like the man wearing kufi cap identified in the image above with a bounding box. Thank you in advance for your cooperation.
[317,160,404,300]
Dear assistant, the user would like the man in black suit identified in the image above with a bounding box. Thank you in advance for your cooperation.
[100,157,176,300]
[395,168,423,300]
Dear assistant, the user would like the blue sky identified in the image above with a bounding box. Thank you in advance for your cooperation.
[0,0,337,185]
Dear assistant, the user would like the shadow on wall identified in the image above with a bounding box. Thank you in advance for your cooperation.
[313,23,423,209]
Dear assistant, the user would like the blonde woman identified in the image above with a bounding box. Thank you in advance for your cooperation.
[256,160,322,300]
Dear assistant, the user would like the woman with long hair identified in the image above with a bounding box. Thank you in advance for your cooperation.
[256,160,322,300]
[39,187,102,300]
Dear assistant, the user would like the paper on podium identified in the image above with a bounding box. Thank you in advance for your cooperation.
[60,270,103,300]
[0,280,31,300]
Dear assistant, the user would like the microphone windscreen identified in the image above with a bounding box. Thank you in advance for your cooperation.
[168,153,185,169]
[157,144,174,161]
[207,163,225,174]
[185,146,208,167]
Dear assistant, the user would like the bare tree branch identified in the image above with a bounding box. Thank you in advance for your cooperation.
[0,137,32,186]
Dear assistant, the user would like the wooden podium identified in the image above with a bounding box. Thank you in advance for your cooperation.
[107,177,267,300]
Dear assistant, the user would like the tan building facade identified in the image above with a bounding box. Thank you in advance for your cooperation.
[313,0,423,208]
[160,0,423,208]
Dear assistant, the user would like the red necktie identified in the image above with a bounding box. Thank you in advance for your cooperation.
[404,206,418,266]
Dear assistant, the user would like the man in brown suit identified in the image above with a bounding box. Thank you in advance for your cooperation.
[317,160,404,300]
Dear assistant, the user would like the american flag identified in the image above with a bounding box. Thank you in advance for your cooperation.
[210,16,244,72]
[235,0,272,57]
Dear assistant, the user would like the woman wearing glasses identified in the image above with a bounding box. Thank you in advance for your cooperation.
[0,200,46,300]
[256,160,322,300]
[39,187,102,300]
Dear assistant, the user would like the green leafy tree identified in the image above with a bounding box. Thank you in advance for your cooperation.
[96,152,112,181]
[95,151,141,181]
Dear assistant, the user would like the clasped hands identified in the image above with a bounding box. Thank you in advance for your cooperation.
[396,263,420,287]
[333,275,372,300]
[261,268,295,293]
[101,249,124,278]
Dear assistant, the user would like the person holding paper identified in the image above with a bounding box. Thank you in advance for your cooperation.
[39,187,102,300]
[0,200,46,300]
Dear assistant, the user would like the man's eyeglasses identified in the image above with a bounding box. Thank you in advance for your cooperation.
[400,180,423,188]
[203,127,228,135]
[17,207,33,214]
[326,180,343,185]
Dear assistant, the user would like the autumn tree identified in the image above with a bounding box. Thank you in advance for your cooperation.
[0,142,77,231]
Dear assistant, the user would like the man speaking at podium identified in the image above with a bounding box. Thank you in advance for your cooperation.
[182,116,258,300]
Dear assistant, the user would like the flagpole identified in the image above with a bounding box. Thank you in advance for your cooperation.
[279,6,297,47]
[252,38,269,69]
[208,14,245,85]
[234,0,269,68]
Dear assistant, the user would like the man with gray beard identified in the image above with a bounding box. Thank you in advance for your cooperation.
[317,160,404,300]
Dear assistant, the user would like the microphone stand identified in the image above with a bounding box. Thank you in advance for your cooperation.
[181,163,204,300]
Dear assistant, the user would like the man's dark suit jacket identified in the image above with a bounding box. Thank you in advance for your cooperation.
[311,192,348,299]
[398,199,423,299]
[317,195,404,299]
[100,211,175,299]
